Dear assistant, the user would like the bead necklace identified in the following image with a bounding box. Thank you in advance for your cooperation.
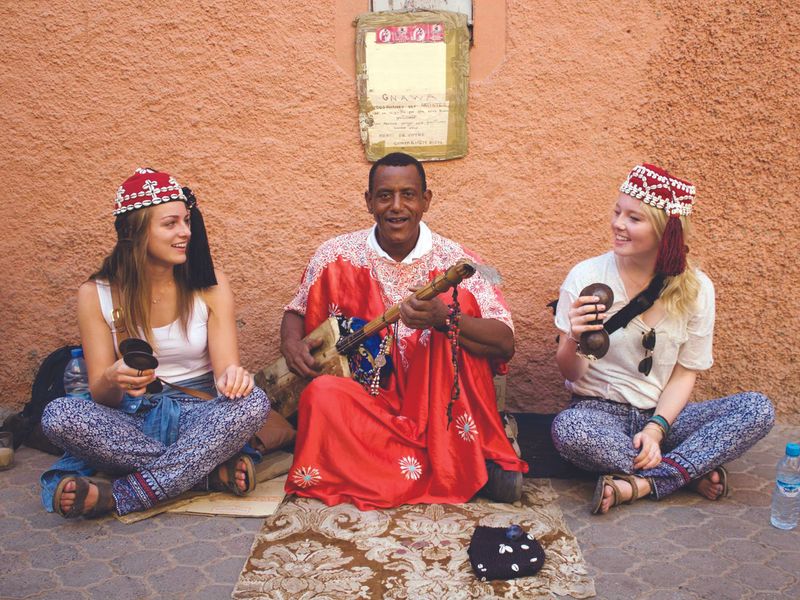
[445,287,462,427]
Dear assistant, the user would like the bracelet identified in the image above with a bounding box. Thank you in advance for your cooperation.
[567,331,580,344]
[646,415,671,438]
[643,421,666,440]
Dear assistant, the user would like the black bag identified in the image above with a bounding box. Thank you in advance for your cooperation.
[0,344,79,455]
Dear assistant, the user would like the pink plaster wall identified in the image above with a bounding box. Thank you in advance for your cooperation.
[1,1,797,422]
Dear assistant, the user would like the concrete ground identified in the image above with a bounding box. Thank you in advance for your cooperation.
[0,425,797,599]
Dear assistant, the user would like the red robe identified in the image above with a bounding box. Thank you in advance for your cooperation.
[284,228,528,509]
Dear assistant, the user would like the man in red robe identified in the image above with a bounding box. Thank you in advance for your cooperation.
[281,152,528,510]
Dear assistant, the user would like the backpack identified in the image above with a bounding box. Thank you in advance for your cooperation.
[0,344,79,455]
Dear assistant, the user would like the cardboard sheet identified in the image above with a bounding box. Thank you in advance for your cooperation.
[168,475,287,517]
[115,450,294,523]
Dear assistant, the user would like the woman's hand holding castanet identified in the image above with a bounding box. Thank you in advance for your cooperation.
[104,358,156,397]
[569,283,614,359]
[567,296,607,341]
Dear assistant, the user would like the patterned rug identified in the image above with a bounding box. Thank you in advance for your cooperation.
[233,480,595,599]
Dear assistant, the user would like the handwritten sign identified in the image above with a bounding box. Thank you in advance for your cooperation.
[356,11,469,161]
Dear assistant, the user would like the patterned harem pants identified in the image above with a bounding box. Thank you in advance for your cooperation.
[41,388,270,515]
[551,392,774,498]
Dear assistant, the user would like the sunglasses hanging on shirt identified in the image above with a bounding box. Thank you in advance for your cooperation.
[638,328,656,376]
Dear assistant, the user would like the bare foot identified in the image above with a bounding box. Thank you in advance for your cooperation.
[233,459,248,492]
[215,458,249,493]
[689,469,725,500]
[597,476,651,514]
[58,479,100,514]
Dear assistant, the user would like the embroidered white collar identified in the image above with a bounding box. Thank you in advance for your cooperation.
[367,221,432,264]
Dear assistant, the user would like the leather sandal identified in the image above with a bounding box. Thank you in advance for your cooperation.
[208,454,256,497]
[53,476,116,519]
[716,466,730,498]
[591,473,640,515]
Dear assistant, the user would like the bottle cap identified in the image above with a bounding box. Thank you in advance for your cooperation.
[70,347,84,359]
[786,443,800,457]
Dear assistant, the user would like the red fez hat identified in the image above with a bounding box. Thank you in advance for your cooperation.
[114,168,189,215]
[113,167,216,288]
[620,164,696,276]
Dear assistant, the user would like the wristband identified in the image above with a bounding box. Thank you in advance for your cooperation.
[646,415,671,439]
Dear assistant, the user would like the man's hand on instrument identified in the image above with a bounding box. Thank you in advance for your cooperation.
[399,287,449,331]
[281,336,323,378]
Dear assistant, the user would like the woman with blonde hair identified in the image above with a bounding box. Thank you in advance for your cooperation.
[551,163,774,514]
[40,168,270,518]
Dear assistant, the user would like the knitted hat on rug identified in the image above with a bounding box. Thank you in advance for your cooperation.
[619,163,696,276]
[113,168,216,288]
[467,525,546,581]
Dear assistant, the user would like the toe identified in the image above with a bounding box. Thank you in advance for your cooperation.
[234,460,249,492]
[600,484,615,513]
[237,471,248,491]
[709,483,724,500]
[60,483,76,512]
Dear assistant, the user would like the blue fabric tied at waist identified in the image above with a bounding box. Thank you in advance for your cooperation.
[118,371,215,445]
[40,372,217,512]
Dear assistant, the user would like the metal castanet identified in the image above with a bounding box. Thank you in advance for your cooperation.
[119,337,216,400]
[577,282,614,360]
[255,259,477,417]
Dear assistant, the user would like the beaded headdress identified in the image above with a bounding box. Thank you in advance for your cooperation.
[620,163,696,276]
[113,167,216,288]
[114,168,188,215]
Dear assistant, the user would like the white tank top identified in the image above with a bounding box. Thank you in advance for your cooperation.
[95,280,213,383]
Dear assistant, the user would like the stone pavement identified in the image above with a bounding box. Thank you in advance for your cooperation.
[551,424,800,599]
[0,425,797,599]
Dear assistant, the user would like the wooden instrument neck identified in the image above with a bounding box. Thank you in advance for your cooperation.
[335,260,475,355]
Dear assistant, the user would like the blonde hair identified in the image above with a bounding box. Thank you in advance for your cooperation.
[640,203,701,317]
[91,208,195,347]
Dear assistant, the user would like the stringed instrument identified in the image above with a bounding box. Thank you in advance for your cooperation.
[255,259,476,417]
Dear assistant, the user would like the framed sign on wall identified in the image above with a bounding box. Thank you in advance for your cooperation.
[356,10,470,162]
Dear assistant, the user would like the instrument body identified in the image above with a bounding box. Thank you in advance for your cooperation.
[255,260,476,417]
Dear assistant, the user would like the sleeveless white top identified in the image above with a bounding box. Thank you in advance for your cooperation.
[95,280,212,383]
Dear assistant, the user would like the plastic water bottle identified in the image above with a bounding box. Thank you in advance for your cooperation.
[63,347,90,399]
[770,442,800,530]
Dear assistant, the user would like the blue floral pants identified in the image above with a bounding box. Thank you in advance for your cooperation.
[41,387,270,515]
[551,392,774,498]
